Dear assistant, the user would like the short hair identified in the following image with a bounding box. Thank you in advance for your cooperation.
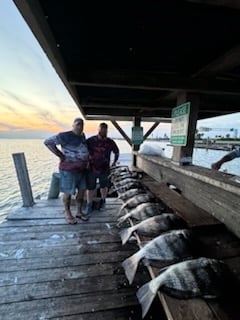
[73,118,84,124]
[99,122,108,129]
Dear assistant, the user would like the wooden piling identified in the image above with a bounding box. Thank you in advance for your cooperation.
[12,152,34,207]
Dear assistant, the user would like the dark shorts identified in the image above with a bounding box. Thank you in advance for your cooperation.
[59,170,86,195]
[86,171,110,190]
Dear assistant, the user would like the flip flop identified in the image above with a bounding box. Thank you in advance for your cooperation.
[65,215,77,224]
[76,213,89,221]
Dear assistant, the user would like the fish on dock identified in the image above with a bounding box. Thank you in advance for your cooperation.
[137,257,235,318]
[118,193,160,217]
[120,213,188,245]
[113,178,141,188]
[118,189,151,201]
[117,202,163,227]
[113,181,148,195]
[122,229,193,284]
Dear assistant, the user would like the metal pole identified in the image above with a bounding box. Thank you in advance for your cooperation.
[12,152,34,207]
[132,116,141,167]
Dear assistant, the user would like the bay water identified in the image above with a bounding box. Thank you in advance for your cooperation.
[0,139,239,221]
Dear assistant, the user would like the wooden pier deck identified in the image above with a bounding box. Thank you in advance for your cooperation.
[0,198,165,320]
[1,189,240,320]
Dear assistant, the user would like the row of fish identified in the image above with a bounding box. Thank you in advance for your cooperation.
[109,166,237,318]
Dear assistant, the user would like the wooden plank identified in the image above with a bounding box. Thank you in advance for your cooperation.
[0,230,123,242]
[51,306,142,320]
[0,219,118,227]
[0,263,122,286]
[7,210,119,222]
[0,222,119,233]
[143,177,220,227]
[7,198,120,220]
[0,290,138,319]
[0,250,133,272]
[193,225,240,259]
[137,156,240,238]
[0,241,136,260]
[0,273,146,304]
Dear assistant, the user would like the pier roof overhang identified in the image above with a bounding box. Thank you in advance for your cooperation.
[14,0,240,121]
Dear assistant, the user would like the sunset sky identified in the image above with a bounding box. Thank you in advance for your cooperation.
[0,1,239,140]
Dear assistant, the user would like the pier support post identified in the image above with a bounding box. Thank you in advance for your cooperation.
[172,93,199,165]
[132,116,141,167]
[12,152,34,207]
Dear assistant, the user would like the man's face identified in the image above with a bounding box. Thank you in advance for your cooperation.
[98,125,107,138]
[73,121,83,134]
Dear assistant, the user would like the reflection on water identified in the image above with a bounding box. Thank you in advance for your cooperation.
[0,139,239,220]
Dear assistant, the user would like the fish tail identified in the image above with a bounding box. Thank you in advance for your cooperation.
[119,226,134,245]
[117,203,127,217]
[116,214,128,227]
[136,279,158,318]
[122,252,140,284]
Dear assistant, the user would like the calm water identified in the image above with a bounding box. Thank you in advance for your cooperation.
[0,139,239,221]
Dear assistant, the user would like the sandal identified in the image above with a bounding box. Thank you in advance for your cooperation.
[76,213,89,221]
[64,213,77,225]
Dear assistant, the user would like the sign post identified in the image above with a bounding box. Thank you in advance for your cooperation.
[132,126,143,145]
[170,102,190,146]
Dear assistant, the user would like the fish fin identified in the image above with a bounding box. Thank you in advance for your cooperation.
[119,227,134,245]
[136,280,157,318]
[122,252,139,284]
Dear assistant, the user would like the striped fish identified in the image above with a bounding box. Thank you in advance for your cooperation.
[117,202,162,227]
[118,193,159,217]
[120,213,187,244]
[122,229,193,284]
[118,189,150,201]
[137,257,234,318]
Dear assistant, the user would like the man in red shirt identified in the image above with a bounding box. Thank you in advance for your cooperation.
[85,123,119,214]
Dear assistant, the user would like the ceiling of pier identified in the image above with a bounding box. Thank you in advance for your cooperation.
[14,0,240,120]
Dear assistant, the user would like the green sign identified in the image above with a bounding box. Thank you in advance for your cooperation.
[132,126,143,145]
[170,102,190,146]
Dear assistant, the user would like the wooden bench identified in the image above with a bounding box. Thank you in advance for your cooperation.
[126,175,240,319]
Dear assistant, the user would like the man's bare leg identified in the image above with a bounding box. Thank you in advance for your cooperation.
[99,187,108,209]
[85,189,95,214]
[100,187,108,200]
[63,193,77,224]
[76,190,88,221]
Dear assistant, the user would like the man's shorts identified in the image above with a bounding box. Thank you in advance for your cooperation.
[59,170,86,195]
[86,171,110,190]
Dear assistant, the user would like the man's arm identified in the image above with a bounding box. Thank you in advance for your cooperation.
[44,135,65,161]
[211,149,240,170]
[111,141,119,167]
[211,154,233,170]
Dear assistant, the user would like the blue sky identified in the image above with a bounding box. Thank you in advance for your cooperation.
[0,0,239,139]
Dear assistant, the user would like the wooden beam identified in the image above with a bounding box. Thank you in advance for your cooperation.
[194,45,240,77]
[111,120,132,146]
[163,45,240,101]
[69,69,240,96]
[86,115,171,122]
[143,122,160,140]
[186,0,240,10]
[13,0,85,117]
